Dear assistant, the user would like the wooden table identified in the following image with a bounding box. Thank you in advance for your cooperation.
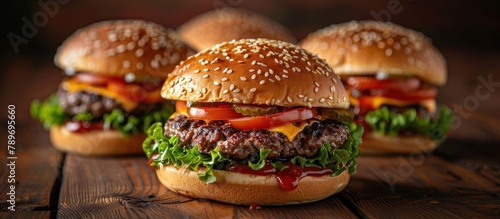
[1,46,499,218]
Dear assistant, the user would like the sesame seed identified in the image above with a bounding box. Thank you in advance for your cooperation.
[385,48,393,56]
[307,102,312,108]
[314,87,319,93]
[233,98,240,103]
[283,69,288,74]
[249,69,255,72]
[330,86,336,93]
[332,78,337,84]
[135,49,144,57]
[275,75,281,81]
[122,60,131,68]
[319,98,325,103]
[269,79,275,83]
[259,80,265,85]
[151,60,159,69]
[244,54,249,59]
[287,96,292,103]
[116,45,126,53]
[251,74,256,80]
[298,94,304,98]
[233,88,240,93]
[269,69,274,74]
[264,72,269,77]
[213,81,220,86]
[202,87,207,94]
[214,67,220,71]
[222,89,228,94]
[282,74,289,79]
[227,69,233,74]
[202,74,209,78]
[251,60,257,65]
[240,76,247,81]
[230,84,235,90]
[314,82,320,87]
[136,62,143,70]
[193,69,200,73]
[221,77,228,82]
[250,88,256,92]
[203,68,209,72]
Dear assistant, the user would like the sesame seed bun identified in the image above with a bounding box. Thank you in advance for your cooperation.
[156,164,350,205]
[49,126,146,156]
[177,8,297,51]
[162,38,349,109]
[55,19,195,79]
[299,20,447,86]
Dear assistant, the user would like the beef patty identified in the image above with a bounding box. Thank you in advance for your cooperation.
[164,114,350,161]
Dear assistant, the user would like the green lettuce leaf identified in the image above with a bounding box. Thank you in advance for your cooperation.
[143,122,364,183]
[30,93,174,136]
[364,105,453,143]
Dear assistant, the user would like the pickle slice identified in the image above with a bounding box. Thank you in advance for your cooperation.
[231,104,282,116]
[318,108,354,122]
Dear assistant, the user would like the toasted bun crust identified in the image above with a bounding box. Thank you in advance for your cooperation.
[361,132,437,154]
[49,125,145,155]
[178,8,296,51]
[55,19,194,79]
[156,164,350,205]
[300,20,447,85]
[162,38,349,109]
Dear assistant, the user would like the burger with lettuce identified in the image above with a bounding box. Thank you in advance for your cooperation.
[143,38,362,205]
[300,21,453,154]
[30,19,194,155]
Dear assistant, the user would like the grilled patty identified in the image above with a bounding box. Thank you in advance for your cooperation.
[164,114,350,160]
[57,88,163,118]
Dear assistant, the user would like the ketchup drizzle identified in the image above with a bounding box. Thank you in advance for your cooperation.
[225,161,333,191]
[64,121,106,133]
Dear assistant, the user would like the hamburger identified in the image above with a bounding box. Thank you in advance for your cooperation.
[30,19,194,155]
[143,38,363,205]
[177,7,296,51]
[300,21,453,154]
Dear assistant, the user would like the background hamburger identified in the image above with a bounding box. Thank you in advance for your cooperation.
[177,8,297,51]
[30,19,194,155]
[143,38,363,205]
[300,21,453,154]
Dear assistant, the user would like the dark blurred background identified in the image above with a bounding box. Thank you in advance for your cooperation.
[1,0,499,141]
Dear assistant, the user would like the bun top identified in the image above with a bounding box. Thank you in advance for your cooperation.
[300,20,447,85]
[54,19,195,79]
[177,8,297,51]
[162,38,349,109]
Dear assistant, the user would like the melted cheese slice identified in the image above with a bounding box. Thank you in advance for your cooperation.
[61,78,138,111]
[170,111,310,142]
[348,94,436,113]
[269,121,310,142]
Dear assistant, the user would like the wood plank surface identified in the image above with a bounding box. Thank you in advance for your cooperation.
[0,57,62,214]
[0,211,51,219]
[341,148,500,218]
[58,155,357,218]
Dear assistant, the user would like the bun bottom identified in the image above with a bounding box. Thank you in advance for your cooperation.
[49,125,146,156]
[361,132,438,154]
[156,164,350,206]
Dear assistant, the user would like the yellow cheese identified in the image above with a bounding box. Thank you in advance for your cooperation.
[348,94,436,113]
[60,79,138,111]
[270,121,310,142]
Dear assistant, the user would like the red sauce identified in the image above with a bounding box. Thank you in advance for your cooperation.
[249,203,262,210]
[148,154,159,170]
[64,121,106,133]
[225,161,333,191]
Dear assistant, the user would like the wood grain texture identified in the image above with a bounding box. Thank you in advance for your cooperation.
[341,151,500,218]
[0,211,51,219]
[58,155,357,218]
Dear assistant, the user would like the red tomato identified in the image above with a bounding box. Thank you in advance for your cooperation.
[107,81,148,102]
[73,73,119,86]
[228,107,318,130]
[188,104,244,120]
[346,76,420,92]
[380,87,437,101]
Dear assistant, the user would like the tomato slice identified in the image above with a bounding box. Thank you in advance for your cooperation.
[379,87,437,101]
[107,81,148,102]
[228,107,318,130]
[73,73,120,86]
[188,103,244,120]
[345,76,420,92]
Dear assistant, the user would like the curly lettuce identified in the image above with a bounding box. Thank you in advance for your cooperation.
[30,93,174,135]
[143,122,363,183]
[364,105,453,142]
